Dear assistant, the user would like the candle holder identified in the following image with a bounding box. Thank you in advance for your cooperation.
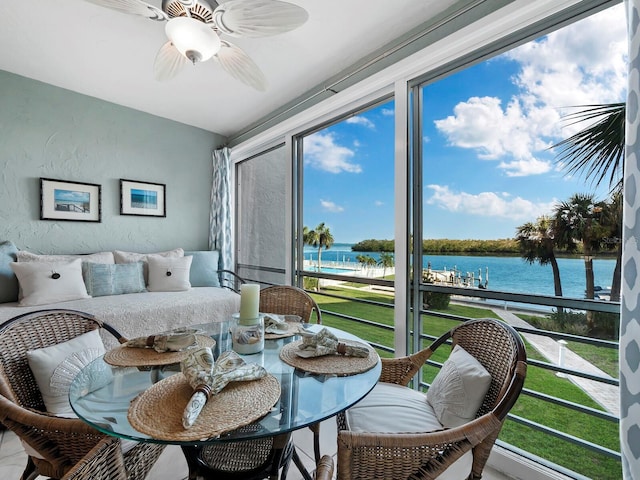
[231,313,265,354]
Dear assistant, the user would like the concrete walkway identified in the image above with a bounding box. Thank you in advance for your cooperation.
[490,308,619,416]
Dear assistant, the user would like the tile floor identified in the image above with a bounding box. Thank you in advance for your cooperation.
[0,419,511,479]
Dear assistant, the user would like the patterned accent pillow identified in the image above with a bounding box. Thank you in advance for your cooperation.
[82,262,146,297]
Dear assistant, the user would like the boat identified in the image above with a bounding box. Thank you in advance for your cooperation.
[592,286,612,301]
[423,264,489,289]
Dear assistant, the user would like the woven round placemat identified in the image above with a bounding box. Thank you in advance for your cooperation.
[128,373,280,441]
[279,339,379,376]
[264,320,302,340]
[104,335,216,367]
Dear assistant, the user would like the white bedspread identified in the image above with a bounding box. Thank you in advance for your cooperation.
[0,287,240,349]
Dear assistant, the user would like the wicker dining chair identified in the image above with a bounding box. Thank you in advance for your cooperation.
[0,309,165,480]
[188,285,323,480]
[260,285,323,464]
[259,285,322,325]
[61,437,127,480]
[337,318,527,480]
[315,455,334,480]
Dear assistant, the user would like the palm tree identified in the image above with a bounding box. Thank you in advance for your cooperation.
[516,215,564,312]
[600,191,623,302]
[305,223,334,273]
[378,252,394,278]
[554,193,607,329]
[553,103,625,303]
[553,103,625,193]
[356,254,369,272]
[365,255,377,271]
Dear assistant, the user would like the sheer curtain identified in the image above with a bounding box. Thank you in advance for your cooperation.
[210,147,233,273]
[621,1,640,478]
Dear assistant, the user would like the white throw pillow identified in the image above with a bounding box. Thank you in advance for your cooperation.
[426,344,492,428]
[147,255,192,292]
[114,248,184,284]
[26,329,105,415]
[10,259,91,306]
[17,250,115,264]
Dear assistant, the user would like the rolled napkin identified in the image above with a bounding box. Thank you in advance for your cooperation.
[123,332,196,353]
[181,347,267,428]
[296,328,370,358]
[263,313,290,333]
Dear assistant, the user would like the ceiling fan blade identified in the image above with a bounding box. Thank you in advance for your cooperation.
[214,41,267,91]
[212,0,308,37]
[84,0,168,21]
[154,41,187,81]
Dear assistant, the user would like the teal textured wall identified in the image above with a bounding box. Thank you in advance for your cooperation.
[0,70,226,254]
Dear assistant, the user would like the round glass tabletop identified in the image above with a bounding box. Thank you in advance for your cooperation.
[69,323,381,445]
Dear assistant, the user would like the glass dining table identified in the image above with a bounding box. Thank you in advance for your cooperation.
[69,322,381,480]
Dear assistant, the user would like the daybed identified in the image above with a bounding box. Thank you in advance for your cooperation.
[0,243,241,348]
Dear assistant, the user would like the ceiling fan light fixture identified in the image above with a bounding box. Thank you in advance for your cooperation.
[165,17,221,63]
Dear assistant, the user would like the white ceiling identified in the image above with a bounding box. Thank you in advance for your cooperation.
[0,0,460,138]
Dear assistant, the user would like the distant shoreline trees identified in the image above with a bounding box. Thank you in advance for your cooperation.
[350,238,615,256]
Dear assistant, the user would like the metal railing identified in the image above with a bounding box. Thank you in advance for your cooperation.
[298,269,622,479]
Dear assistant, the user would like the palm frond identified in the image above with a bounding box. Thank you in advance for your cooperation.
[552,103,625,192]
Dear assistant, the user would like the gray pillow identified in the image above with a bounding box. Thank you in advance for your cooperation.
[0,241,19,303]
[184,250,221,287]
[82,262,146,297]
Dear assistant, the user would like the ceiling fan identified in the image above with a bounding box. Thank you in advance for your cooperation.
[83,0,309,91]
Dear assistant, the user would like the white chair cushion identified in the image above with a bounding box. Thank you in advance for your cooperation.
[426,344,492,428]
[26,329,105,415]
[345,382,472,480]
[23,329,138,459]
[11,259,90,306]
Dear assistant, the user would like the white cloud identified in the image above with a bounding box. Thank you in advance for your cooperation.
[374,200,384,207]
[433,4,626,177]
[425,185,556,220]
[346,115,375,129]
[321,199,344,212]
[381,108,394,116]
[303,132,362,173]
[507,4,627,110]
[498,158,552,177]
[434,96,554,175]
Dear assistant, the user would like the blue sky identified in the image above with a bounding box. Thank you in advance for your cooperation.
[303,4,627,244]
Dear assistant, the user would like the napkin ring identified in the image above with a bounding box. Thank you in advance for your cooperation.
[195,384,213,398]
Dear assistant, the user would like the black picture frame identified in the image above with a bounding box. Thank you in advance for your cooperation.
[120,179,166,217]
[40,178,102,222]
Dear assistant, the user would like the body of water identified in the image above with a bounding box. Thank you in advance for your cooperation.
[303,243,616,300]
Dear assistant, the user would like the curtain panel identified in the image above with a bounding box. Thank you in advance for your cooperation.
[622,1,640,478]
[210,147,233,273]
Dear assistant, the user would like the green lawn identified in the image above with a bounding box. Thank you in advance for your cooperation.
[517,313,619,378]
[312,286,622,480]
